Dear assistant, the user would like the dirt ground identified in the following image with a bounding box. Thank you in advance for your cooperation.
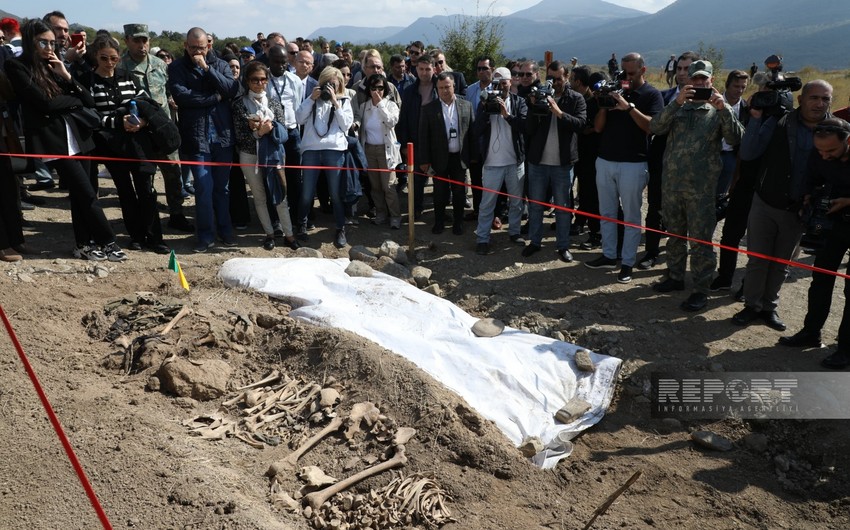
[1,173,849,530]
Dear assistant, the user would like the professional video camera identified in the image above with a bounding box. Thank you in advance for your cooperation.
[799,184,834,250]
[750,55,801,117]
[529,81,555,115]
[320,82,334,101]
[480,80,504,114]
[593,71,630,109]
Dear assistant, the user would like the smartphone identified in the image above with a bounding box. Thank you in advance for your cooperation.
[127,114,141,126]
[692,87,713,101]
[70,33,84,47]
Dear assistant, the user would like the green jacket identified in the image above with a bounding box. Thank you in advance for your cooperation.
[650,100,743,195]
[120,52,169,109]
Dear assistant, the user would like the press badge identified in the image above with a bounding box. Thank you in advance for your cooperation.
[449,128,458,139]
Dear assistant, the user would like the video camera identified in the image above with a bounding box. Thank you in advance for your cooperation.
[750,55,801,117]
[593,71,631,109]
[480,80,505,114]
[799,184,833,250]
[529,81,555,115]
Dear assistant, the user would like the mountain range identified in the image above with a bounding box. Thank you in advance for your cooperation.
[309,0,850,70]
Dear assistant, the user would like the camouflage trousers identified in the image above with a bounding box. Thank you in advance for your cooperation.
[662,189,716,294]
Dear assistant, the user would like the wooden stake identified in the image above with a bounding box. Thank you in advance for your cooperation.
[582,470,642,530]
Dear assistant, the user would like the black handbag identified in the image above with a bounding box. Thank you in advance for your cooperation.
[68,106,101,130]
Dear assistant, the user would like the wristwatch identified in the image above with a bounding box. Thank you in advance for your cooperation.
[626,102,636,113]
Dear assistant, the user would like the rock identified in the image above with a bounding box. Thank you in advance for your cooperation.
[378,240,409,265]
[471,318,505,338]
[344,260,374,278]
[295,247,323,259]
[348,245,377,263]
[422,284,442,297]
[690,430,734,451]
[554,398,592,424]
[774,454,791,473]
[146,376,161,392]
[379,261,414,284]
[253,313,280,329]
[553,331,565,341]
[157,358,233,401]
[94,266,109,279]
[518,436,544,457]
[744,433,769,453]
[660,418,682,433]
[411,266,432,288]
[17,272,34,283]
[574,349,595,372]
[173,397,198,409]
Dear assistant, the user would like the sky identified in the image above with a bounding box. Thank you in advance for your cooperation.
[10,0,677,40]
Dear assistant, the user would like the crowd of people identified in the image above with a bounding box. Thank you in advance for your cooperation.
[2,14,850,367]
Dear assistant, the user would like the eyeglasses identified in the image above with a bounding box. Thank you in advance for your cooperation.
[435,60,444,65]
[37,39,57,49]
[517,72,534,78]
[248,77,268,84]
[409,50,421,56]
[511,71,520,77]
[477,66,491,71]
[370,86,386,91]
[98,55,120,63]
[287,50,297,55]
[187,45,207,52]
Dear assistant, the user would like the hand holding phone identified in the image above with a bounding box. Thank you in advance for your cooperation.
[70,33,84,47]
[127,113,141,126]
[692,87,713,101]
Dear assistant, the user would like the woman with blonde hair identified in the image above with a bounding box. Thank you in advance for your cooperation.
[295,66,353,248]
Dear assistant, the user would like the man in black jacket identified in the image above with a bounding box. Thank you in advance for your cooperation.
[397,54,437,219]
[521,60,587,262]
[732,80,833,330]
[418,72,474,235]
[471,67,527,255]
[780,118,850,368]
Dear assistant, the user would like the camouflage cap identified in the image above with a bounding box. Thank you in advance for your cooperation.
[123,23,149,38]
[688,59,713,78]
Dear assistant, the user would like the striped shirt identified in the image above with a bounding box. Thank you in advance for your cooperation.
[88,71,147,129]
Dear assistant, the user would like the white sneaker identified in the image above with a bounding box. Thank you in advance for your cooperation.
[101,242,128,262]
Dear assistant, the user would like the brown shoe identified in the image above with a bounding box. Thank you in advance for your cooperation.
[0,248,23,262]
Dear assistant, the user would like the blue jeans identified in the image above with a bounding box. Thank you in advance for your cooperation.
[528,163,573,250]
[300,149,346,230]
[183,143,234,245]
[476,164,524,243]
[595,158,648,267]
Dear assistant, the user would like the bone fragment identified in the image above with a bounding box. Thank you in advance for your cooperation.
[304,445,408,510]
[266,416,345,477]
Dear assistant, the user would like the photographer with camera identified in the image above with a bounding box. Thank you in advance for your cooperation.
[521,60,586,262]
[732,79,833,331]
[648,60,744,312]
[585,52,663,284]
[471,67,527,255]
[465,56,495,219]
[779,118,850,368]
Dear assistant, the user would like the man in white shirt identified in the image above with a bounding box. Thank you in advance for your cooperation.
[267,45,306,224]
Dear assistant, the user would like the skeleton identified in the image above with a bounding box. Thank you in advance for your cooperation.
[267,401,380,478]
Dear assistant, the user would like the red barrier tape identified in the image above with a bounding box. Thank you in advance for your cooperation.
[3,151,847,281]
[0,304,113,530]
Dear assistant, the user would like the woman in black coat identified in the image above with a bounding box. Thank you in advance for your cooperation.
[5,19,126,261]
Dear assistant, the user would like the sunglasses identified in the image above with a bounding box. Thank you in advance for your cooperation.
[37,39,57,49]
[248,77,268,84]
[477,66,491,71]
[435,60,445,65]
[517,72,534,78]
[370,86,386,91]
[409,50,421,56]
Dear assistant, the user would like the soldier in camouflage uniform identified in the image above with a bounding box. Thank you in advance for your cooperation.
[649,60,744,311]
[120,23,194,233]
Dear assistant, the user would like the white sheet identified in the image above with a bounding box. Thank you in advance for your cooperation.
[219,258,621,468]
